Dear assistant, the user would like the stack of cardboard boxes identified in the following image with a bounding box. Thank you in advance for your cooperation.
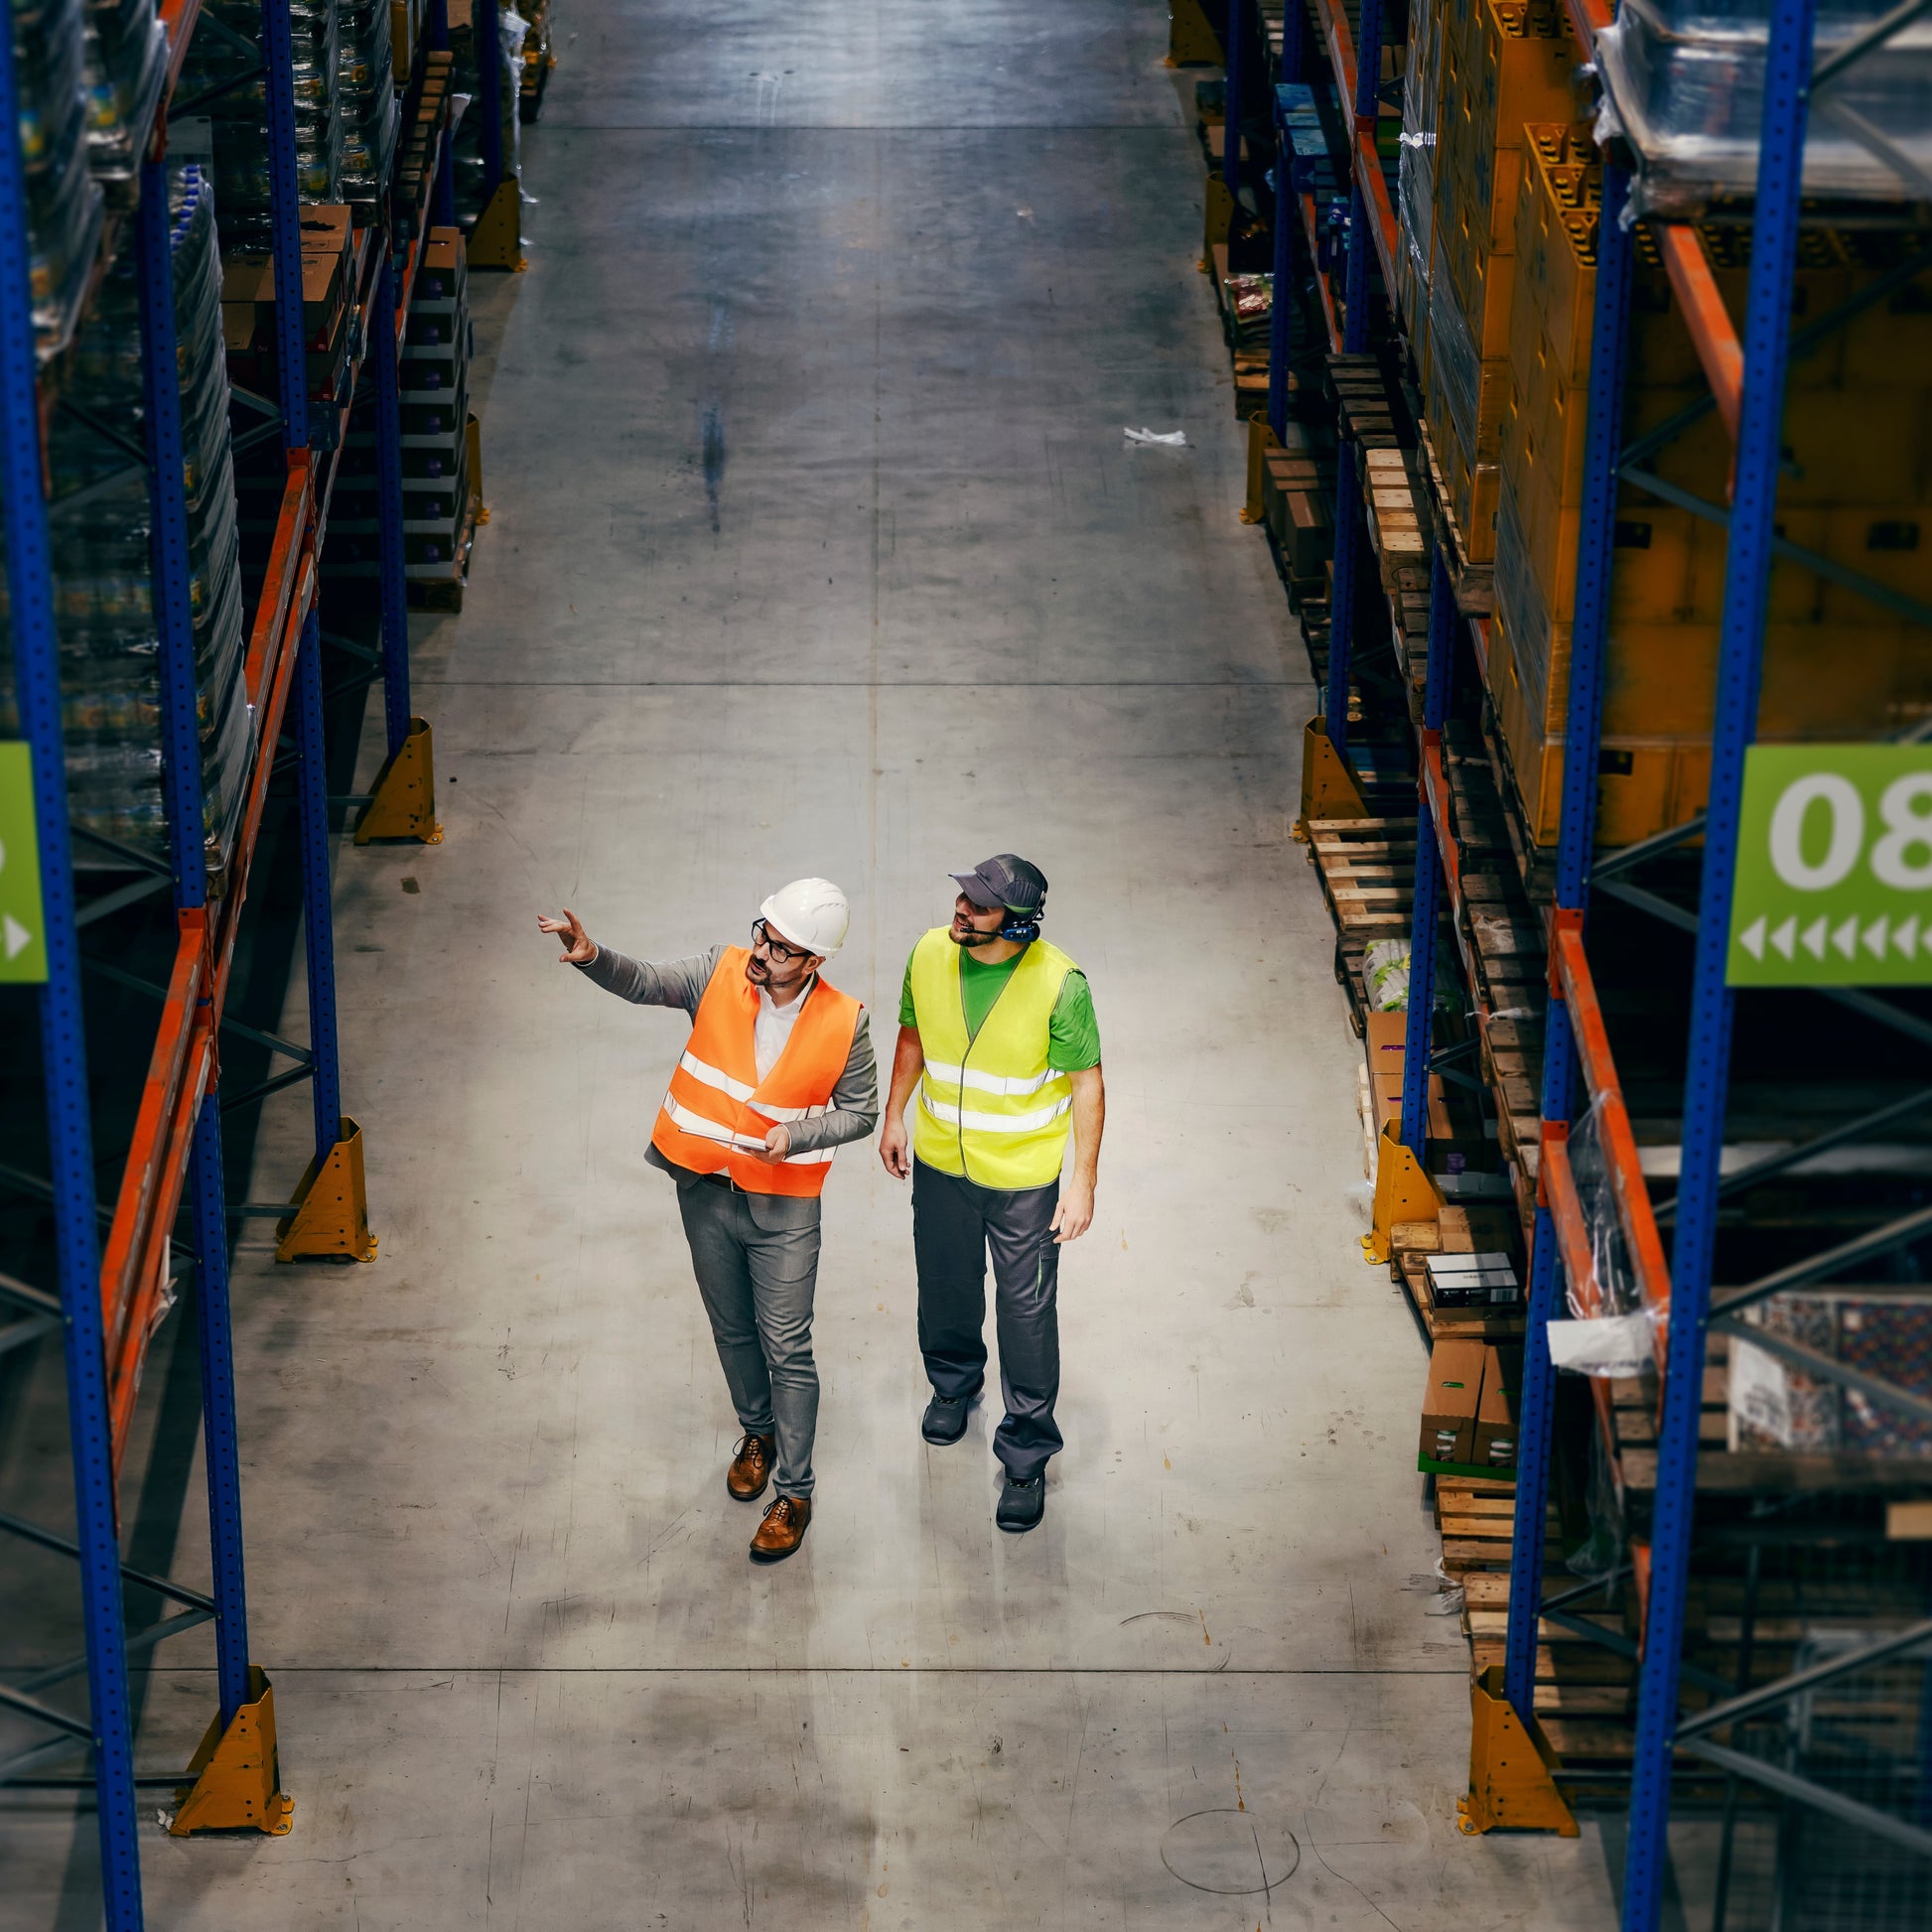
[220,206,356,451]
[1259,427,1337,593]
[1419,0,1584,563]
[1364,1009,1452,1146]
[1421,1336,1521,1473]
[221,206,357,590]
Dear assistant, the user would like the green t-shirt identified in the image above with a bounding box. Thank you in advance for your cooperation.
[899,945,1102,1071]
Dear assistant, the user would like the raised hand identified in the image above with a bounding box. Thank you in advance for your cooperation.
[537,907,596,964]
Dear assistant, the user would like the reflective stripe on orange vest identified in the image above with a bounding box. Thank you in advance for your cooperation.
[650,947,860,1197]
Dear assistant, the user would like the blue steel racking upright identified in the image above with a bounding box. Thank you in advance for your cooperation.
[0,1,457,1919]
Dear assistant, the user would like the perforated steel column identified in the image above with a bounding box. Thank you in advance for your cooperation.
[1622,8,1819,1923]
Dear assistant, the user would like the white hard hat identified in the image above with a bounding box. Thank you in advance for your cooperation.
[759,878,850,959]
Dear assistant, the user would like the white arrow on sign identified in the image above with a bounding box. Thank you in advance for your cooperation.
[3,913,31,961]
[1863,915,1890,959]
[1832,916,1860,959]
[1802,916,1829,959]
[1770,915,1797,959]
[1740,915,1767,959]
[1894,914,1920,960]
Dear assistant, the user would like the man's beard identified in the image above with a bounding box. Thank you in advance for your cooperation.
[950,922,1000,948]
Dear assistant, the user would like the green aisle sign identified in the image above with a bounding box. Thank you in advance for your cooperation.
[1728,744,1932,987]
[0,743,50,984]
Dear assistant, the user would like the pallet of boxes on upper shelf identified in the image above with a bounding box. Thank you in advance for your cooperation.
[1484,127,1932,868]
[1414,0,1588,584]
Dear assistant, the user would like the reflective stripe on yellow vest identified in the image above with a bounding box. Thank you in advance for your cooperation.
[907,926,1077,1189]
[650,947,860,1197]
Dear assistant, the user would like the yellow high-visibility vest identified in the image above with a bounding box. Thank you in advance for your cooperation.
[907,926,1078,1189]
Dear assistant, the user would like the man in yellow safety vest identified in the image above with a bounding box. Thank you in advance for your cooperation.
[879,855,1105,1533]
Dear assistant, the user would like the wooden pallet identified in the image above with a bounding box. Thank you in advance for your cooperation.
[1416,419,1493,614]
[1308,816,1418,934]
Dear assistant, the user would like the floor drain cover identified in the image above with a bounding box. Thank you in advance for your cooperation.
[1160,1807,1302,1895]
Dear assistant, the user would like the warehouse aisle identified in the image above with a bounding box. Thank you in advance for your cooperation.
[18,3,1617,1924]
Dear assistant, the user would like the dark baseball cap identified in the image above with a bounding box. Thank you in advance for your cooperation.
[951,854,1048,912]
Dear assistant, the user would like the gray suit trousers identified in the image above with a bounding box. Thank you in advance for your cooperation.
[677,1178,822,1499]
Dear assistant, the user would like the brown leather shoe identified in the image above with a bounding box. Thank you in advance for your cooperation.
[727,1432,774,1502]
[749,1495,812,1563]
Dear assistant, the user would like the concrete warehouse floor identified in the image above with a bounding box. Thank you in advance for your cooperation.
[3,1,1628,1924]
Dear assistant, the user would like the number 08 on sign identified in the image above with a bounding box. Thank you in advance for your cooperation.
[1728,745,1932,987]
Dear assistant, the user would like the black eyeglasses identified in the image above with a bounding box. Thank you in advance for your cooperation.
[751,919,810,965]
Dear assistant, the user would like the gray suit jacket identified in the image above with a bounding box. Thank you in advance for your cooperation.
[575,942,879,1229]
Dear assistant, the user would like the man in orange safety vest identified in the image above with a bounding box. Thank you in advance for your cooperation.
[539,879,876,1563]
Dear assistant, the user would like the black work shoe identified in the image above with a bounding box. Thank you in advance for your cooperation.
[996,1474,1045,1533]
[921,1388,976,1445]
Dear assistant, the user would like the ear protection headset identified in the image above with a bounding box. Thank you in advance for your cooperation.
[998,899,1043,944]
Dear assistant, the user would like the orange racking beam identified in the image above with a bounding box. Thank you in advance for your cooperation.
[1309,0,1402,298]
[217,554,315,1026]
[1542,1131,1598,1313]
[159,0,206,91]
[111,1017,213,1466]
[1558,0,1746,452]
[1421,730,1489,1009]
[1657,225,1745,444]
[1298,191,1343,351]
[244,468,313,706]
[1563,0,1611,52]
[99,923,205,1367]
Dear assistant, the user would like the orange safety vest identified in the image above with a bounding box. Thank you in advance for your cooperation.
[650,947,862,1197]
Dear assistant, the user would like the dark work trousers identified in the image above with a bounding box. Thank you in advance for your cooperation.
[677,1180,822,1499]
[912,1159,1062,1480]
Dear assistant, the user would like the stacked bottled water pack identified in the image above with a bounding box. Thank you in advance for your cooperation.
[176,0,344,248]
[1,165,252,872]
[80,0,168,181]
[14,0,106,353]
[339,0,400,199]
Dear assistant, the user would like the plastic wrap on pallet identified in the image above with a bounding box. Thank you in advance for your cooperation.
[339,0,400,196]
[0,164,254,868]
[1426,269,1485,468]
[13,0,106,353]
[1542,1096,1660,1379]
[450,0,527,220]
[178,0,344,247]
[1491,483,1555,730]
[1594,0,1932,217]
[81,0,166,180]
